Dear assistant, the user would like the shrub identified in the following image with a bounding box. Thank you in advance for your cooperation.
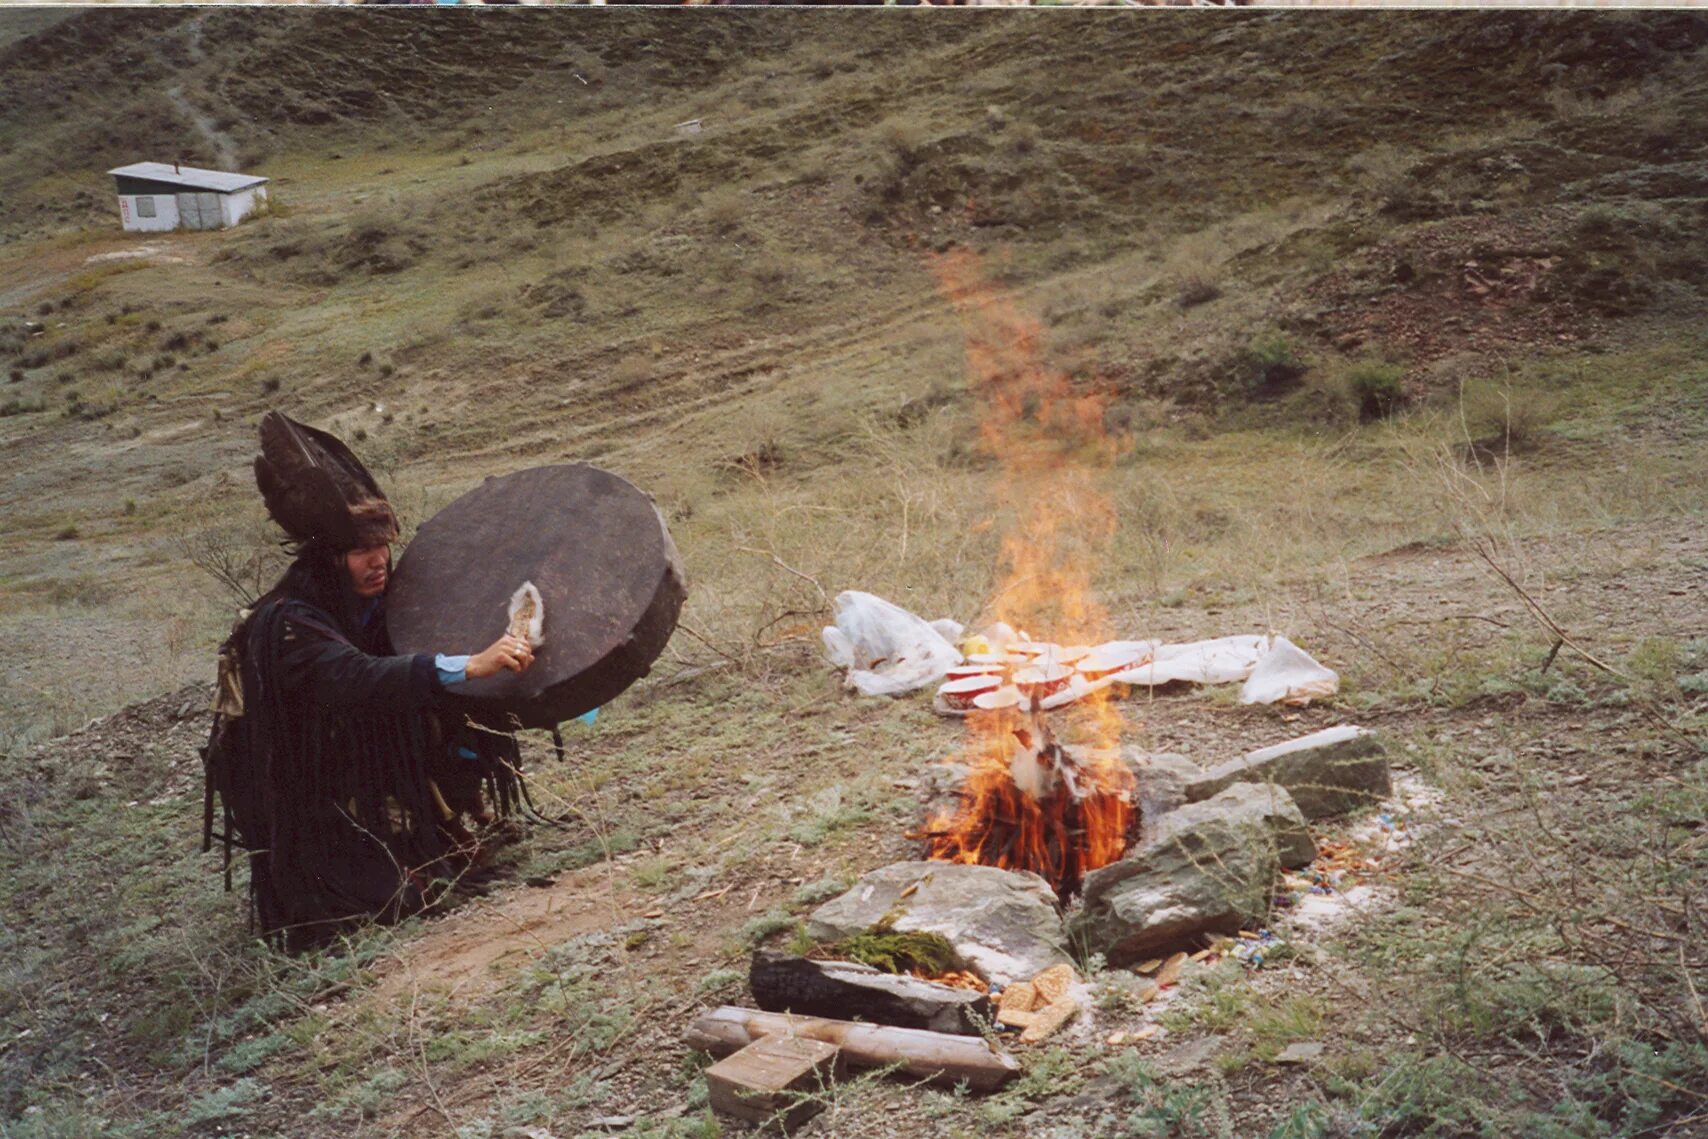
[1348,142,1414,203]
[1176,277,1221,309]
[877,117,928,165]
[1242,332,1307,396]
[261,377,281,394]
[610,352,653,390]
[699,187,747,234]
[748,255,791,290]
[1460,381,1561,453]
[1168,233,1226,313]
[1008,120,1041,155]
[1346,360,1406,421]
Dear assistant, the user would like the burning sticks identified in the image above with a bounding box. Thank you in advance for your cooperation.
[920,699,1135,898]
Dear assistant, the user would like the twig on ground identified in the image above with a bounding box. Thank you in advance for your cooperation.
[1315,610,1409,680]
[678,621,745,668]
[737,546,829,608]
[1470,540,1622,677]
[1382,613,1513,630]
[1682,943,1708,1044]
[753,606,824,648]
[408,986,456,1127]
[1468,538,1704,750]
[1438,864,1687,944]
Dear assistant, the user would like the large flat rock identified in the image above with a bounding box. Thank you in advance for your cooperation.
[806,861,1072,986]
[1068,783,1314,964]
[1186,725,1390,820]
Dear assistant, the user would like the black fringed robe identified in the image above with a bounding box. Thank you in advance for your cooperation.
[203,547,522,948]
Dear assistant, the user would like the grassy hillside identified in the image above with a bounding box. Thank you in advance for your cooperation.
[1,10,1705,1138]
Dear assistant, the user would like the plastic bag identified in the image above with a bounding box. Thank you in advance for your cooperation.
[1239,635,1339,705]
[822,590,963,697]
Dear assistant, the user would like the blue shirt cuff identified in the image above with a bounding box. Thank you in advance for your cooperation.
[434,653,470,685]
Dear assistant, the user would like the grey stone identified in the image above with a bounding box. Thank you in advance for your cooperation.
[1186,725,1391,820]
[1121,748,1204,822]
[806,861,1071,986]
[1152,1036,1223,1076]
[1153,781,1317,871]
[1068,783,1315,965]
[1274,1041,1325,1065]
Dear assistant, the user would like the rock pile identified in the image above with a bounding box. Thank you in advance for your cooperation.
[810,726,1392,982]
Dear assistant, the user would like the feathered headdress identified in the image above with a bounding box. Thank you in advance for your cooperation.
[254,412,398,549]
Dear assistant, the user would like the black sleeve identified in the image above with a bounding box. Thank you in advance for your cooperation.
[276,616,441,712]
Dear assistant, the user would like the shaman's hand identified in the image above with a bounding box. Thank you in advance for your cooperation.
[466,634,535,679]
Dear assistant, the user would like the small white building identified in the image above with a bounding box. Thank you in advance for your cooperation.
[108,162,270,233]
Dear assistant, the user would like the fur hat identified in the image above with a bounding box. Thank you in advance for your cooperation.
[254,411,399,550]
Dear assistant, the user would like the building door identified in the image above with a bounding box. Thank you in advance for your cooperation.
[175,192,222,230]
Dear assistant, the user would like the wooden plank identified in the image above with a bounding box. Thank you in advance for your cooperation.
[705,1036,841,1132]
[686,1006,1020,1092]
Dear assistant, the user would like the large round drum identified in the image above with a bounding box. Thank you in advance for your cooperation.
[387,464,686,729]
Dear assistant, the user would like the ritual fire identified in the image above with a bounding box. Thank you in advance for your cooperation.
[924,698,1135,898]
[918,251,1138,898]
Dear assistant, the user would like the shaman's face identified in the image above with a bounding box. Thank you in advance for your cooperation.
[345,544,392,599]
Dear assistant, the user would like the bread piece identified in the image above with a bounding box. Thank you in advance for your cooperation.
[1032,964,1077,1004]
[997,981,1038,1014]
[1020,998,1080,1044]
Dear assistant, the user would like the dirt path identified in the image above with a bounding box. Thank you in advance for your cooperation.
[166,15,240,172]
[368,861,638,1009]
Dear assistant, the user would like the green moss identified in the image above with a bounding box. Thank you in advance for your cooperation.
[835,926,959,976]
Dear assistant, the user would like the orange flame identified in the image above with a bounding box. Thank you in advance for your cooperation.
[923,250,1136,895]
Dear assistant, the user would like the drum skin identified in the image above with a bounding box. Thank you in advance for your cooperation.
[387,464,686,729]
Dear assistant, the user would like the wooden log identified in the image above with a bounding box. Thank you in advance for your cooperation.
[750,950,993,1036]
[685,1006,1020,1092]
